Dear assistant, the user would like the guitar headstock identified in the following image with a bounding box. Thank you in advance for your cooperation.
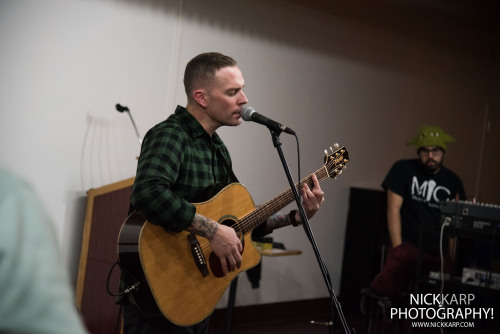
[323,144,349,179]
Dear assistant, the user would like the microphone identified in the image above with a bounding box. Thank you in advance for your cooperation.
[116,104,129,112]
[241,107,296,135]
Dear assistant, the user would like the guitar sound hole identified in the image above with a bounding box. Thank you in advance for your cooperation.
[208,219,244,278]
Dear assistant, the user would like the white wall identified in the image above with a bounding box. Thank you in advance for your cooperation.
[1,0,499,309]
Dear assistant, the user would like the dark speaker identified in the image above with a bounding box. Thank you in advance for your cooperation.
[339,187,387,314]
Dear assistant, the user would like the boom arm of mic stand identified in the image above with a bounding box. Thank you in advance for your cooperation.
[125,110,142,145]
[268,129,353,334]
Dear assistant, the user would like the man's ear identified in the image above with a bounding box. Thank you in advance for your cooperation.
[193,89,208,108]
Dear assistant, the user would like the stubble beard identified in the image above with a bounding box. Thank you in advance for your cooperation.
[422,158,443,175]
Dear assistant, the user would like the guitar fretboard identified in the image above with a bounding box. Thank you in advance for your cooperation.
[237,146,347,234]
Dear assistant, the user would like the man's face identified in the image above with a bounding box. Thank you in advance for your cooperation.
[204,66,248,128]
[418,146,444,174]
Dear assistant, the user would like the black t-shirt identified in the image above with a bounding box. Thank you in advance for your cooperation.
[382,159,466,254]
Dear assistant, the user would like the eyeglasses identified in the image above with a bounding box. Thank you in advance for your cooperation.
[419,147,443,156]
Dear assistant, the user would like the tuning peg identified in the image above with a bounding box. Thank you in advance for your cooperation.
[329,144,338,153]
[324,149,328,156]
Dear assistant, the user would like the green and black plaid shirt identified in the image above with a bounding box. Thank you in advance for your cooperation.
[131,105,236,232]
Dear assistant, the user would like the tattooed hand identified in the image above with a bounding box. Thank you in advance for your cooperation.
[187,213,242,276]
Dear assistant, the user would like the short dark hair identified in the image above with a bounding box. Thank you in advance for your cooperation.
[183,52,237,100]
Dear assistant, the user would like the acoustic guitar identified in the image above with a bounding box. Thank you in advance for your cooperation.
[118,145,349,326]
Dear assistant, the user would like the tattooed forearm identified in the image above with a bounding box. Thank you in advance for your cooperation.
[265,212,292,234]
[187,213,219,240]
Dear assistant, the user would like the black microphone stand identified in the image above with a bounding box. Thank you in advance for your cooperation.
[268,128,353,334]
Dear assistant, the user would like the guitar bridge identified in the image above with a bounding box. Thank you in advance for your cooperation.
[188,233,209,277]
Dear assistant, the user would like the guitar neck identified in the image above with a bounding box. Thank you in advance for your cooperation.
[238,167,330,234]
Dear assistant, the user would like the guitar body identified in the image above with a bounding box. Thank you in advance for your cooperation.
[119,183,262,326]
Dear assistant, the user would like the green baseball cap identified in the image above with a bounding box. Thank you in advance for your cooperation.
[407,125,456,151]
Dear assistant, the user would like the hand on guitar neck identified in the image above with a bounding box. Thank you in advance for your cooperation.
[298,174,325,221]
